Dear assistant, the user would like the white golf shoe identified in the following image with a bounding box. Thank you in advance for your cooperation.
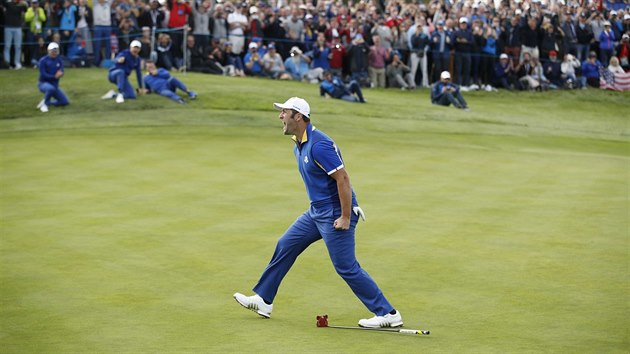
[39,104,49,113]
[101,89,117,100]
[233,293,272,318]
[115,94,124,103]
[358,310,403,328]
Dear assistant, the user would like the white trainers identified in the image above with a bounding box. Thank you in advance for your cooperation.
[36,99,45,110]
[115,94,124,103]
[233,293,272,318]
[101,89,117,100]
[39,104,49,113]
[358,310,403,328]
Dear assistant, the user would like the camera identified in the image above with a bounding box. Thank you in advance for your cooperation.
[335,44,340,49]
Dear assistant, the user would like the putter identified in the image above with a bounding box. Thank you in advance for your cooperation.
[316,315,430,335]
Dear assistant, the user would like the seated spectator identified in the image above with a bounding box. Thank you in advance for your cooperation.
[515,52,540,90]
[532,57,553,90]
[561,54,582,89]
[262,43,291,79]
[244,42,266,77]
[186,35,223,75]
[284,46,323,83]
[143,60,197,104]
[494,53,516,90]
[224,42,246,77]
[320,70,366,103]
[607,56,625,74]
[430,71,469,111]
[580,51,602,88]
[543,51,562,88]
[386,51,415,90]
[156,33,176,71]
[65,33,88,67]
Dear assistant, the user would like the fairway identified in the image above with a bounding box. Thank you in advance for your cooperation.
[0,69,628,353]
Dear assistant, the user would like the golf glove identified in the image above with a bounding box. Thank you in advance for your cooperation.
[353,206,366,221]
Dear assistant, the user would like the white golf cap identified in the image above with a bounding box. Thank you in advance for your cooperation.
[249,5,258,14]
[440,71,451,80]
[515,9,522,15]
[459,16,468,23]
[273,97,310,118]
[248,42,258,49]
[47,42,59,51]
[500,53,509,59]
[130,40,142,48]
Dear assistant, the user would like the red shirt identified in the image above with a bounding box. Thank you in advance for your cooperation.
[168,1,192,28]
[329,45,346,69]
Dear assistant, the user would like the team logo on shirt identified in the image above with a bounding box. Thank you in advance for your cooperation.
[304,156,309,164]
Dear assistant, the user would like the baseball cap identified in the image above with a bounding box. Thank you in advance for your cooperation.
[249,6,258,14]
[437,20,445,25]
[290,46,302,54]
[549,50,557,56]
[268,43,276,49]
[515,9,522,15]
[273,97,310,118]
[459,16,468,23]
[500,53,509,59]
[622,34,629,40]
[47,42,59,51]
[440,71,451,80]
[248,42,258,49]
[130,40,142,48]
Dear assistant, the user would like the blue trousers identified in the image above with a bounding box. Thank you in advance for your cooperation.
[38,82,69,106]
[156,77,188,102]
[253,203,394,316]
[93,26,111,66]
[108,69,136,99]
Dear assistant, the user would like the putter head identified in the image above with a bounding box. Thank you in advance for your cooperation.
[316,314,329,327]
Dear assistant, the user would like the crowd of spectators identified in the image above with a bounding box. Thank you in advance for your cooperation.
[2,0,630,91]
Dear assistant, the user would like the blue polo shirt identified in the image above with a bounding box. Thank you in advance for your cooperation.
[110,49,143,88]
[293,124,357,206]
[38,55,64,87]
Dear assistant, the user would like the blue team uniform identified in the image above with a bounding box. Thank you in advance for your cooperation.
[38,55,69,107]
[144,68,189,102]
[253,123,394,316]
[108,49,143,98]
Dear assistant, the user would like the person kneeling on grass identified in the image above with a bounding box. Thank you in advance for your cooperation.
[37,42,70,113]
[142,60,197,104]
[101,40,144,104]
[320,70,366,103]
[430,71,469,111]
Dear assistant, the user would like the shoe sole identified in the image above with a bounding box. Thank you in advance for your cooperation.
[358,321,404,328]
[233,296,271,318]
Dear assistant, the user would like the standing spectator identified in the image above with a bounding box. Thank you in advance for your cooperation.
[166,0,192,67]
[502,15,522,62]
[156,33,175,70]
[328,33,345,78]
[371,15,393,49]
[561,12,578,57]
[481,23,498,88]
[227,2,247,55]
[386,50,415,90]
[138,26,152,64]
[191,0,212,52]
[58,0,77,54]
[284,8,304,51]
[24,0,46,67]
[137,0,164,30]
[616,34,629,71]
[579,51,601,88]
[454,17,473,87]
[347,33,370,86]
[320,70,366,103]
[408,20,429,88]
[540,22,564,60]
[520,17,541,61]
[74,0,93,59]
[431,20,451,82]
[470,21,486,88]
[367,34,389,88]
[561,53,581,89]
[36,42,69,113]
[143,60,196,103]
[93,0,113,67]
[598,21,615,66]
[2,0,27,69]
[247,5,263,41]
[493,53,516,90]
[211,4,227,43]
[311,32,331,71]
[302,13,316,52]
[101,40,144,103]
[430,71,469,110]
[575,12,593,63]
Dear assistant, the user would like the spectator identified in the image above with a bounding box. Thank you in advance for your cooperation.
[156,33,176,70]
[607,56,624,74]
[186,34,222,74]
[262,43,290,80]
[243,41,265,77]
[561,53,581,89]
[211,4,228,43]
[431,20,451,82]
[224,41,245,77]
[515,52,540,90]
[408,20,430,88]
[117,17,137,50]
[166,0,192,67]
[471,20,486,89]
[65,33,88,67]
[227,2,247,55]
[520,17,541,61]
[284,45,322,83]
[24,0,47,67]
[2,0,27,69]
[494,53,516,90]
[248,5,263,41]
[320,70,366,103]
[137,0,164,29]
[191,0,212,52]
[616,34,629,71]
[75,0,93,59]
[386,50,415,90]
[543,50,562,88]
[347,33,370,86]
[328,34,346,78]
[454,17,473,87]
[36,42,69,113]
[561,11,578,57]
[367,34,389,88]
[93,0,113,67]
[502,14,522,63]
[138,26,152,64]
[143,60,197,103]
[481,23,498,88]
[599,21,615,66]
[311,32,331,71]
[540,22,564,61]
[101,40,144,103]
[58,0,77,54]
[575,12,594,63]
[284,8,304,51]
[580,51,601,88]
[430,71,469,110]
[371,15,393,49]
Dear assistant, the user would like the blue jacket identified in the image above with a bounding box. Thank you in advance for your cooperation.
[110,49,143,88]
[144,68,171,92]
[320,76,348,98]
[581,60,601,79]
[431,81,460,103]
[38,55,64,87]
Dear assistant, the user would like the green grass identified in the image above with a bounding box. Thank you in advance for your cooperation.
[0,69,628,353]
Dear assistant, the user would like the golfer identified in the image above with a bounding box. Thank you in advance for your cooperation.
[101,40,144,104]
[36,42,69,113]
[234,97,403,328]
